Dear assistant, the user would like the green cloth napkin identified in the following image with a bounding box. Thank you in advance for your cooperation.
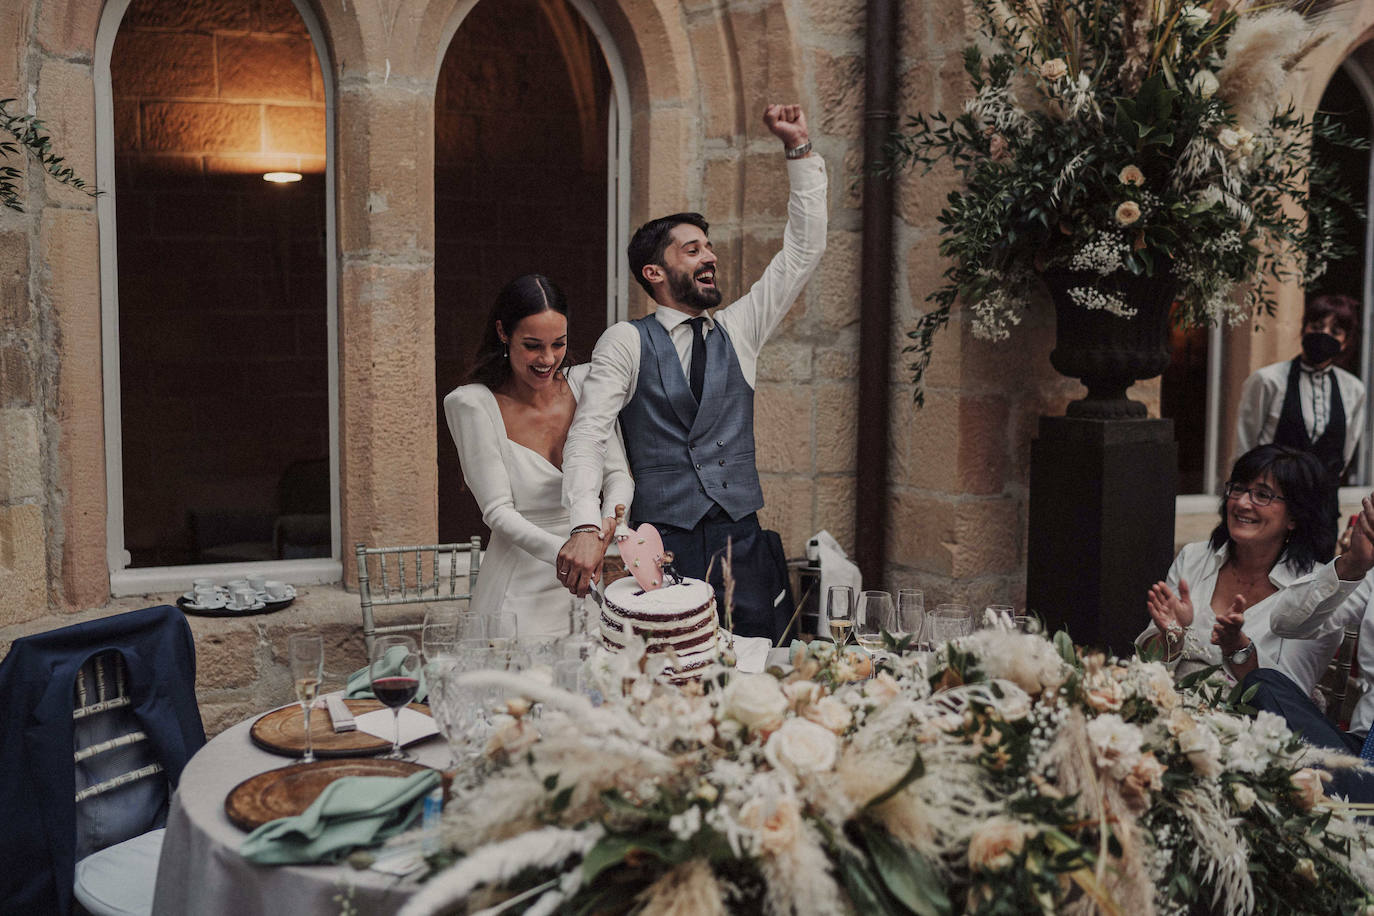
[345,644,428,702]
[240,769,441,865]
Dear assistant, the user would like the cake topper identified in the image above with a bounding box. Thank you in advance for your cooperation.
[616,522,682,591]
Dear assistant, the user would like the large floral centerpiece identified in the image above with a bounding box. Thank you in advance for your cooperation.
[397,631,1374,915]
[890,0,1362,404]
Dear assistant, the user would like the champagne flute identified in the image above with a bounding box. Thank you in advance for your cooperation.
[370,634,422,760]
[896,589,925,648]
[856,590,894,650]
[826,585,854,645]
[287,633,324,764]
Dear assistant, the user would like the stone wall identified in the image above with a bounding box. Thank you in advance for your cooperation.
[6,0,1374,722]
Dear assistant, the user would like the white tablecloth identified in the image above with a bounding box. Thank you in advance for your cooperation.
[151,712,448,916]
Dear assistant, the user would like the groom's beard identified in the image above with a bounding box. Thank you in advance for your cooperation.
[666,265,723,311]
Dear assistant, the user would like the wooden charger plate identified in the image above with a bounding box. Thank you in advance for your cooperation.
[250,699,432,758]
[224,758,430,830]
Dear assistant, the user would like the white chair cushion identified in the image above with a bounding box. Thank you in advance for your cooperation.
[73,828,164,916]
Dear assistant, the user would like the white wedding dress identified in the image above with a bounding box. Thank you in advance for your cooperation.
[443,365,633,638]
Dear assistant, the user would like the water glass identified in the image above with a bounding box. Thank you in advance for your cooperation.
[928,604,973,647]
[856,590,894,650]
[483,611,518,649]
[896,589,925,646]
[983,604,1016,629]
[826,586,854,645]
[287,633,324,764]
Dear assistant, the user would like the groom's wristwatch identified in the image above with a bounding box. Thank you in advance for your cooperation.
[1227,643,1254,666]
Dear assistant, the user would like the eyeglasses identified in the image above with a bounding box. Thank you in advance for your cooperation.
[1223,481,1285,507]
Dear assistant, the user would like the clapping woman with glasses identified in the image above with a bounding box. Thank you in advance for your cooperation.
[1137,444,1364,698]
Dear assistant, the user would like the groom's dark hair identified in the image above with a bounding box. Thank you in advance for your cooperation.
[627,212,710,298]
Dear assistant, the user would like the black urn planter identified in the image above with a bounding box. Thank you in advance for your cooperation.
[1041,268,1180,419]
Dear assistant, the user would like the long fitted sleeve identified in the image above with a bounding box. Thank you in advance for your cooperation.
[444,386,565,566]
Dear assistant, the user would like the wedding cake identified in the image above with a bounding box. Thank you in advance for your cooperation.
[599,576,719,677]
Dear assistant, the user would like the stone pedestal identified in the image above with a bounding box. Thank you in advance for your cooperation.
[1027,416,1177,656]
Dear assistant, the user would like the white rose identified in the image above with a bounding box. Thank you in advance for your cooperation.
[723,673,789,733]
[1231,783,1256,812]
[864,671,901,705]
[1178,725,1222,778]
[998,692,1032,722]
[1217,127,1241,150]
[739,795,803,856]
[803,696,854,734]
[1189,69,1218,98]
[1039,58,1068,81]
[967,817,1035,872]
[765,716,839,775]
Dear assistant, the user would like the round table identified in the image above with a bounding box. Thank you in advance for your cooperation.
[150,709,448,916]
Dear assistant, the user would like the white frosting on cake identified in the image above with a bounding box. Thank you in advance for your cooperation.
[600,576,718,676]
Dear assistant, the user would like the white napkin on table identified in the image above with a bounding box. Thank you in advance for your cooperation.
[731,635,772,673]
[354,707,439,745]
[813,530,862,637]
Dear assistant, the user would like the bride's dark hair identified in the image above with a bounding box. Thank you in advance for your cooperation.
[466,274,569,389]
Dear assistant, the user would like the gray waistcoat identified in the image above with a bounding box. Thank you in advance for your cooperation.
[620,315,763,530]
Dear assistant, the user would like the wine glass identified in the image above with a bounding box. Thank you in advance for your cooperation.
[369,635,422,760]
[896,589,925,648]
[288,633,324,764]
[856,590,894,650]
[826,585,854,645]
[928,603,972,647]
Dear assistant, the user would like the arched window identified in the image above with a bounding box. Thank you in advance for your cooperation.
[97,0,339,593]
[434,0,628,541]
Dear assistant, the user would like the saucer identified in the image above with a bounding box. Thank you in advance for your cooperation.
[186,596,228,611]
[258,585,297,602]
[226,599,266,612]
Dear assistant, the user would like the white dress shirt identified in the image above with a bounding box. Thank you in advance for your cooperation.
[1270,573,1374,736]
[1234,358,1367,472]
[561,155,829,530]
[1133,540,1358,699]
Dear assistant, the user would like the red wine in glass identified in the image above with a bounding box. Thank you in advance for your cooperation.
[373,676,419,709]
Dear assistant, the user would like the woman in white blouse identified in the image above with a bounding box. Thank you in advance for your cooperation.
[1138,444,1363,699]
[444,275,632,637]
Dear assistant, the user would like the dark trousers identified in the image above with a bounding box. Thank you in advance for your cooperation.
[1243,668,1374,803]
[657,509,793,642]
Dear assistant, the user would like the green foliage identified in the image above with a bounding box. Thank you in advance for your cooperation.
[0,98,99,212]
[885,0,1367,405]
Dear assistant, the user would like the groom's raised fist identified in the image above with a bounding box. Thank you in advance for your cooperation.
[763,104,808,151]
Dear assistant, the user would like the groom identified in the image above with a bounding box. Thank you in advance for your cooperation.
[556,103,828,640]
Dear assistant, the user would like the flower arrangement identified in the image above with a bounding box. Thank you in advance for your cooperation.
[397,630,1374,915]
[889,0,1365,404]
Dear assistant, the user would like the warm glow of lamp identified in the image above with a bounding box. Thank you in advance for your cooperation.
[262,171,303,183]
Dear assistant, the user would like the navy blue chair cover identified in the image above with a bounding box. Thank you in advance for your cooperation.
[0,605,205,916]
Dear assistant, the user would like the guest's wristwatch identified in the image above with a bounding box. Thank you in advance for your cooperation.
[1227,643,1254,666]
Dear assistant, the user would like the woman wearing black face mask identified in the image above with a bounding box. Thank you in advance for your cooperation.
[1235,294,1365,526]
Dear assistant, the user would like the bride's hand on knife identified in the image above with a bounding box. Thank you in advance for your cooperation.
[556,514,618,597]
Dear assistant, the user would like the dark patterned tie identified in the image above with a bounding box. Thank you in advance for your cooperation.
[688,316,707,404]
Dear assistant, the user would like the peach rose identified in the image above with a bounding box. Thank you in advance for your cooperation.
[1291,768,1327,811]
[1039,58,1068,81]
[1118,165,1145,186]
[967,817,1035,872]
[739,795,803,856]
[803,696,853,734]
[1114,201,1141,227]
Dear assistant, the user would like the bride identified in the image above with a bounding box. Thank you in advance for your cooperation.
[443,274,631,637]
